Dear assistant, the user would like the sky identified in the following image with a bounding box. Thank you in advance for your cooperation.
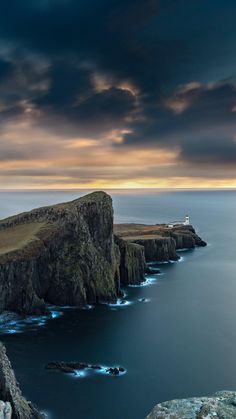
[0,0,235,189]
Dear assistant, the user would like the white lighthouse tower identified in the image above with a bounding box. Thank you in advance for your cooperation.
[184,215,190,225]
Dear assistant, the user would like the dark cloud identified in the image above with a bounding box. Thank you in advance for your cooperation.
[32,60,137,135]
[121,81,236,164]
[0,0,235,179]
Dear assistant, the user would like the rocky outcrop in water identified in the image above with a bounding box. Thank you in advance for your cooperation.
[0,342,42,418]
[146,391,236,418]
[45,361,126,376]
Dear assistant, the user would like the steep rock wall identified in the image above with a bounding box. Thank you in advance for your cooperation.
[131,237,178,262]
[114,236,145,285]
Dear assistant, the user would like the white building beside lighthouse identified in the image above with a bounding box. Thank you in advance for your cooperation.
[168,215,190,228]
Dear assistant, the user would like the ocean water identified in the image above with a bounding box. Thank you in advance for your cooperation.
[0,189,236,419]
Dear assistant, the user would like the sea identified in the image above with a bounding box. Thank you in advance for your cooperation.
[0,189,236,419]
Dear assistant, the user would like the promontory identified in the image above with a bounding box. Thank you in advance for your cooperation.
[0,191,206,315]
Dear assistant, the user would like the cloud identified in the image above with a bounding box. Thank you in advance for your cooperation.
[121,81,236,165]
[0,0,235,188]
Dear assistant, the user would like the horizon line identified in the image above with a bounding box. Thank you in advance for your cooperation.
[1,187,236,192]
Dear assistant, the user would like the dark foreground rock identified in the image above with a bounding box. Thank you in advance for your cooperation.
[146,391,236,418]
[0,342,43,419]
[45,361,126,376]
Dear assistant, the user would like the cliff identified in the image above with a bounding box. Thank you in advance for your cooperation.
[0,342,42,418]
[146,391,236,418]
[0,192,121,314]
[114,224,206,262]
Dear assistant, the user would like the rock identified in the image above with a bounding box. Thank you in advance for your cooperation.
[0,342,43,418]
[90,365,102,370]
[145,266,161,275]
[45,361,125,376]
[106,367,120,375]
[146,391,236,418]
[45,361,89,372]
[0,401,12,419]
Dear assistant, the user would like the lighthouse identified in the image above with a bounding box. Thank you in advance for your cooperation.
[184,215,190,225]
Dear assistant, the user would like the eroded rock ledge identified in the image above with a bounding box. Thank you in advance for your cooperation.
[0,192,206,315]
[146,391,236,418]
[0,342,42,418]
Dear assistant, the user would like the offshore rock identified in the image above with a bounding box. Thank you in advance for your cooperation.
[146,391,236,419]
[0,192,120,314]
[45,361,126,376]
[0,342,43,418]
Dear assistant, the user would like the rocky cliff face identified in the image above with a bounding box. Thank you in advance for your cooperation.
[146,391,236,418]
[170,225,207,249]
[0,192,121,314]
[131,237,178,262]
[0,342,42,418]
[114,236,146,285]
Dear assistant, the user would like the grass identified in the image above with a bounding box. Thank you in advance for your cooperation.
[114,224,165,236]
[123,234,163,241]
[0,222,45,256]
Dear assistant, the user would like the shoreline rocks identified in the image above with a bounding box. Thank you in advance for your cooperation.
[146,391,236,418]
[0,342,43,418]
[45,361,126,376]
